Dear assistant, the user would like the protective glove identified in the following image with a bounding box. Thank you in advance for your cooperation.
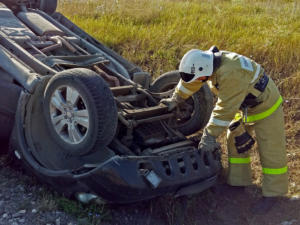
[160,93,185,111]
[198,128,219,152]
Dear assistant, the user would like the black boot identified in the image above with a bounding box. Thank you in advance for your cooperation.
[251,197,279,215]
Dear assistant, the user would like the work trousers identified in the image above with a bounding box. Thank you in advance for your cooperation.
[227,105,288,197]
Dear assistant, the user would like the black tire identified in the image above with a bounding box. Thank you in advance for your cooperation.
[0,114,14,142]
[150,70,213,135]
[0,81,21,141]
[43,68,118,156]
[39,0,57,15]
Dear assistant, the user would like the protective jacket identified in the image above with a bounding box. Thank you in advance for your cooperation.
[173,50,287,197]
[174,51,282,137]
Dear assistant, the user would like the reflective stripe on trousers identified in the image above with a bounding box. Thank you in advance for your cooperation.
[263,166,288,175]
[229,157,250,164]
[235,96,283,123]
[245,96,283,123]
[228,104,288,196]
[229,158,288,175]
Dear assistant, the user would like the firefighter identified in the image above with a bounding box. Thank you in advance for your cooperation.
[161,46,288,214]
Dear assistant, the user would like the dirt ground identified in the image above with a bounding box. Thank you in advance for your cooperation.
[102,181,300,225]
[1,151,300,225]
[0,99,298,225]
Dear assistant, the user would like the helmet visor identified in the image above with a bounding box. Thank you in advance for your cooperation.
[180,72,195,83]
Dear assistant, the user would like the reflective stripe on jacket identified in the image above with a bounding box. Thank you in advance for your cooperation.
[173,51,281,137]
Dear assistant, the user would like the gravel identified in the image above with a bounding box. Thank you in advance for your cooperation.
[0,164,78,225]
[2,151,300,225]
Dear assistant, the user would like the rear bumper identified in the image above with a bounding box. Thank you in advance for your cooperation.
[73,149,220,203]
[12,92,221,203]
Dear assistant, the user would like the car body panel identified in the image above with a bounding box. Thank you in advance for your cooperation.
[0,1,220,203]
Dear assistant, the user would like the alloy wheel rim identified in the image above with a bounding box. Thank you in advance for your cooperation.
[49,85,90,145]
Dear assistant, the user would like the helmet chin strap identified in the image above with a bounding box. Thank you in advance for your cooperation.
[209,45,219,53]
[209,46,222,73]
[213,52,222,72]
[196,76,209,82]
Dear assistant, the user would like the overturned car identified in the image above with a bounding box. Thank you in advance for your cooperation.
[0,0,220,203]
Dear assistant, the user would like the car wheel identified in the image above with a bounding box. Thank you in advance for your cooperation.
[0,82,21,141]
[150,70,213,135]
[38,0,57,15]
[43,68,118,156]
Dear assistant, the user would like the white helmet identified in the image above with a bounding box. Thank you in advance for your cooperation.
[179,49,214,83]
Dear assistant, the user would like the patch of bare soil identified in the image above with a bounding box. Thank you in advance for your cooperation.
[1,137,300,225]
[103,180,300,225]
[0,166,79,225]
[0,141,78,225]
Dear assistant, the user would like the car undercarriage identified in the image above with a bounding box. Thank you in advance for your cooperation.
[0,0,220,203]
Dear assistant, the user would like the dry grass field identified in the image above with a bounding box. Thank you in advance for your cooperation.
[57,0,300,224]
[59,0,300,194]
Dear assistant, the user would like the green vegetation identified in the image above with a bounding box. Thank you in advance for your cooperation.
[59,0,299,80]
[59,0,299,195]
[36,189,109,225]
[58,0,300,210]
[56,197,109,225]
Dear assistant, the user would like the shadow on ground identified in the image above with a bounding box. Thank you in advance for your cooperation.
[103,182,300,225]
[102,177,300,225]
[1,140,300,225]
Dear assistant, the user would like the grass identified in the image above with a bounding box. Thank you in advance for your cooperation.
[58,0,299,79]
[56,0,300,223]
[58,0,300,193]
[36,189,110,225]
[0,156,109,225]
[55,197,110,225]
